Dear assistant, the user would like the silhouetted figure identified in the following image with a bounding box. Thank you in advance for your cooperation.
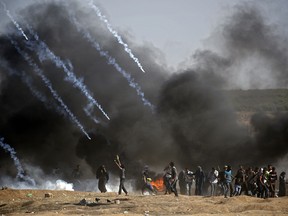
[195,166,205,196]
[184,168,194,196]
[208,167,218,196]
[178,169,187,195]
[278,172,286,197]
[269,166,277,197]
[96,165,109,193]
[163,165,172,194]
[223,165,233,198]
[169,162,178,197]
[141,165,155,195]
[71,164,82,190]
[258,167,269,199]
[114,155,128,195]
[234,166,245,196]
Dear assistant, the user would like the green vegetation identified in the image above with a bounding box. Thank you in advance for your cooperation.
[225,89,288,112]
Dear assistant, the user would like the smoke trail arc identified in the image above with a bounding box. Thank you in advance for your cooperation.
[22,25,110,121]
[1,1,29,41]
[0,137,35,185]
[8,37,91,140]
[88,0,146,73]
[69,14,155,112]
[0,59,68,117]
[84,102,100,124]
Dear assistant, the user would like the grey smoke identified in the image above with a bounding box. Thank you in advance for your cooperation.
[0,0,288,188]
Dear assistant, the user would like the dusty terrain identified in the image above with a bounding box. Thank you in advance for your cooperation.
[0,188,288,216]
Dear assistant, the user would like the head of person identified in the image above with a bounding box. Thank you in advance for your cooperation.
[169,162,174,167]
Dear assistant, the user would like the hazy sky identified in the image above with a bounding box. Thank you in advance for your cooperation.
[1,0,287,68]
[93,0,288,69]
[94,0,241,68]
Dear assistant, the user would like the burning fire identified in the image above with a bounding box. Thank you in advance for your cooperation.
[150,178,165,192]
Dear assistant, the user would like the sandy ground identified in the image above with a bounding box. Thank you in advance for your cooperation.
[0,188,288,216]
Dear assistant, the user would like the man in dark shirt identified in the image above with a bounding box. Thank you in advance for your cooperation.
[169,162,178,197]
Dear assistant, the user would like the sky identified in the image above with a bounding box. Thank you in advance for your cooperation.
[1,0,287,69]
[87,0,288,69]
[92,0,241,68]
[2,0,287,69]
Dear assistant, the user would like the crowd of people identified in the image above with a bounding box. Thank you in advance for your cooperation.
[139,162,287,199]
[71,159,287,199]
[176,164,287,198]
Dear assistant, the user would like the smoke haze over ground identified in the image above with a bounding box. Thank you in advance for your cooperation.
[0,0,288,190]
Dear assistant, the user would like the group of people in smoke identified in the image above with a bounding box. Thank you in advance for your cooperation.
[70,158,287,199]
[176,164,287,198]
[141,162,286,198]
[94,160,180,197]
[70,155,128,195]
[94,155,128,195]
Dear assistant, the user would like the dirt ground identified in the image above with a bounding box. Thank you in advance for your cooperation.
[0,188,288,216]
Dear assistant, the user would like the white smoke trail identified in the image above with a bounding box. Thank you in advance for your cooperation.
[22,24,110,121]
[88,0,146,73]
[0,137,36,186]
[84,102,101,124]
[0,59,67,117]
[1,1,29,40]
[8,37,91,140]
[69,14,155,111]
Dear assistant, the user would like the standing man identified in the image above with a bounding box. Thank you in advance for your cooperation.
[141,165,155,195]
[184,168,194,196]
[224,165,234,198]
[269,167,277,197]
[114,155,128,195]
[169,162,178,197]
[195,166,205,196]
[163,165,172,194]
[208,167,218,196]
[178,168,187,195]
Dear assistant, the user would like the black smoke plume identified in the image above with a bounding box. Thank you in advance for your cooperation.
[0,1,288,189]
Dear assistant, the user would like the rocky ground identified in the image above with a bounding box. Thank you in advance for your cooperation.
[0,188,288,216]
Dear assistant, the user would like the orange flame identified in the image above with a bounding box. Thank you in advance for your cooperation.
[150,178,165,192]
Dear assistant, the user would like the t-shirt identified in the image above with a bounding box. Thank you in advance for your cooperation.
[224,170,232,183]
[209,170,218,184]
[269,171,277,183]
[185,171,194,183]
[120,168,126,179]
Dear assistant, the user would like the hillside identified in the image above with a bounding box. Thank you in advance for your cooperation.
[226,89,288,112]
[225,89,288,126]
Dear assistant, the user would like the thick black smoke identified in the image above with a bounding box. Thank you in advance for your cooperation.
[0,1,169,182]
[0,0,288,188]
